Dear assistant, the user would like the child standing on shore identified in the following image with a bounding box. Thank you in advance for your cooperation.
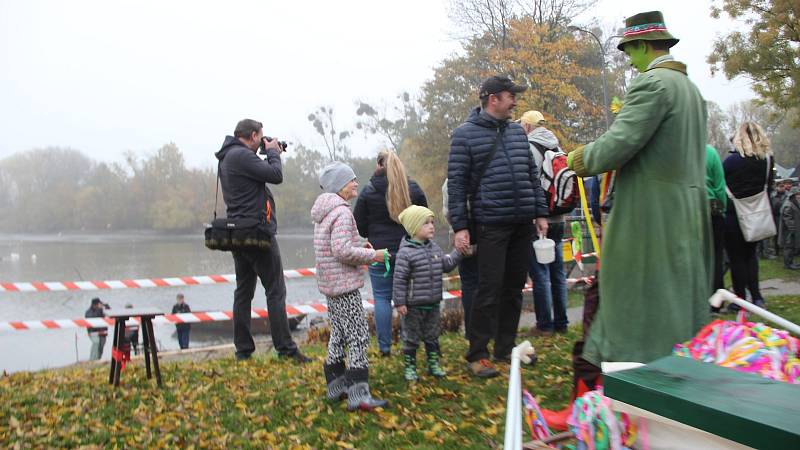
[393,205,464,381]
[312,161,389,411]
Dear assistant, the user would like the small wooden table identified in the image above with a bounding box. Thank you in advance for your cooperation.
[107,309,163,387]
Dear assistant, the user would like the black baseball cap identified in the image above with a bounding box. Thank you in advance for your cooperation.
[479,75,527,98]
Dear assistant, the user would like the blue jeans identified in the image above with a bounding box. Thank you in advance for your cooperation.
[369,264,394,353]
[529,222,569,331]
[177,326,190,349]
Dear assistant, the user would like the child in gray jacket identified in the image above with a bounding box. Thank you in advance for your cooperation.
[394,205,463,381]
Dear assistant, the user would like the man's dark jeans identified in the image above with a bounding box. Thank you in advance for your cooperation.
[458,256,479,338]
[466,223,534,362]
[232,239,298,357]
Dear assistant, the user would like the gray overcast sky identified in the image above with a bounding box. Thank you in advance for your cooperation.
[1,0,752,169]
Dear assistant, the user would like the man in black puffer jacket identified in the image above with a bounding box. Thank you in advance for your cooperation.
[447,75,549,378]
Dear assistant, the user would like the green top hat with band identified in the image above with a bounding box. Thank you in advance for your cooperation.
[616,10,679,51]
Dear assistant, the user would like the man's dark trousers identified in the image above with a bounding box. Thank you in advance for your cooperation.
[232,239,298,357]
[466,223,534,362]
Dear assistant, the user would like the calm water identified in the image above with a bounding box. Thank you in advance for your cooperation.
[0,231,452,373]
[0,231,326,373]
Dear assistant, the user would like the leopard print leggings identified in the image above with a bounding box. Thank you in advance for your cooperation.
[325,290,370,369]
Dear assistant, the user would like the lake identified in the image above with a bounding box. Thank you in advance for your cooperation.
[0,230,453,373]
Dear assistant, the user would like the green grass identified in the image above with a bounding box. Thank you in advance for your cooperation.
[716,295,800,330]
[724,257,800,288]
[0,329,580,449]
[568,290,584,308]
[766,295,800,325]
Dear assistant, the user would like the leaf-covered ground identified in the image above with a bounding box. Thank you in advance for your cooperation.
[2,286,797,448]
[1,328,579,449]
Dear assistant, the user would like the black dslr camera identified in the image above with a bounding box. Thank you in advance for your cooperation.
[259,136,289,153]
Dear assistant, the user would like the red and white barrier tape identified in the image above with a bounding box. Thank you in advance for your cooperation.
[0,278,598,332]
[1,248,598,293]
[0,293,453,332]
[0,269,318,293]
[0,299,338,332]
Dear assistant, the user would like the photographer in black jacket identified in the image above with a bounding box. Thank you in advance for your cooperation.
[215,119,309,363]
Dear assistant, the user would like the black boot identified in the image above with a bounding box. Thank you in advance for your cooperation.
[323,361,348,402]
[345,368,388,411]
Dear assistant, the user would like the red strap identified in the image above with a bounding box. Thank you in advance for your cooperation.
[111,346,131,371]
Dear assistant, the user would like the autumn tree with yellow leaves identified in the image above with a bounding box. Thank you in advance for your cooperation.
[402,12,623,217]
[707,0,800,125]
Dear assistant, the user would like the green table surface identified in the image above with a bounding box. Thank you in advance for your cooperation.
[604,356,800,449]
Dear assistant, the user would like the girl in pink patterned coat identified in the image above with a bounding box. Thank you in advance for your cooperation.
[311,161,389,411]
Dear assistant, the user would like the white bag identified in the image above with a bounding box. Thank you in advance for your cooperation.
[726,155,776,242]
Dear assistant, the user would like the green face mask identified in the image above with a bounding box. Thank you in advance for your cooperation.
[624,42,650,72]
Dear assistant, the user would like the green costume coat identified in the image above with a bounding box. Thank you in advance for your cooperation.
[570,60,712,364]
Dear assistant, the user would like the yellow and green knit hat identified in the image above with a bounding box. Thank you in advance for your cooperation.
[616,11,679,51]
[398,205,434,238]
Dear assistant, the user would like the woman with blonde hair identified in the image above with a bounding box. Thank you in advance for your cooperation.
[354,150,428,356]
[723,122,774,310]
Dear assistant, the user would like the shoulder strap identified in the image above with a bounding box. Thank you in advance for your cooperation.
[471,127,504,198]
[530,140,549,157]
[763,155,771,190]
[213,162,221,219]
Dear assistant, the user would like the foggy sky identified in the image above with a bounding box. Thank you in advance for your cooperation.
[1,0,753,169]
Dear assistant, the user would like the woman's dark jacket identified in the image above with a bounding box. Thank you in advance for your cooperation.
[722,151,774,231]
[353,171,428,259]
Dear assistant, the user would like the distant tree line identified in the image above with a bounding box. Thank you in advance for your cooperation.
[0,144,379,233]
[2,0,797,232]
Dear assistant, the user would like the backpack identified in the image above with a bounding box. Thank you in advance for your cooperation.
[531,141,579,216]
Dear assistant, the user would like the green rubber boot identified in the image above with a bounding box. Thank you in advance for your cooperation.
[403,349,418,382]
[426,350,446,378]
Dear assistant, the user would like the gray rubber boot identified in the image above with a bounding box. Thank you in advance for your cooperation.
[323,362,348,402]
[345,368,388,411]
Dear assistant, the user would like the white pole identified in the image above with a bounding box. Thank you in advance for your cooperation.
[709,289,800,335]
[504,340,536,450]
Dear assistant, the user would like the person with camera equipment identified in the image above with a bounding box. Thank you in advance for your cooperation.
[215,118,309,363]
[85,297,110,360]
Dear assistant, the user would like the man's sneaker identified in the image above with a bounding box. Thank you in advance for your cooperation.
[492,354,538,368]
[528,328,554,337]
[280,350,311,364]
[467,359,499,378]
